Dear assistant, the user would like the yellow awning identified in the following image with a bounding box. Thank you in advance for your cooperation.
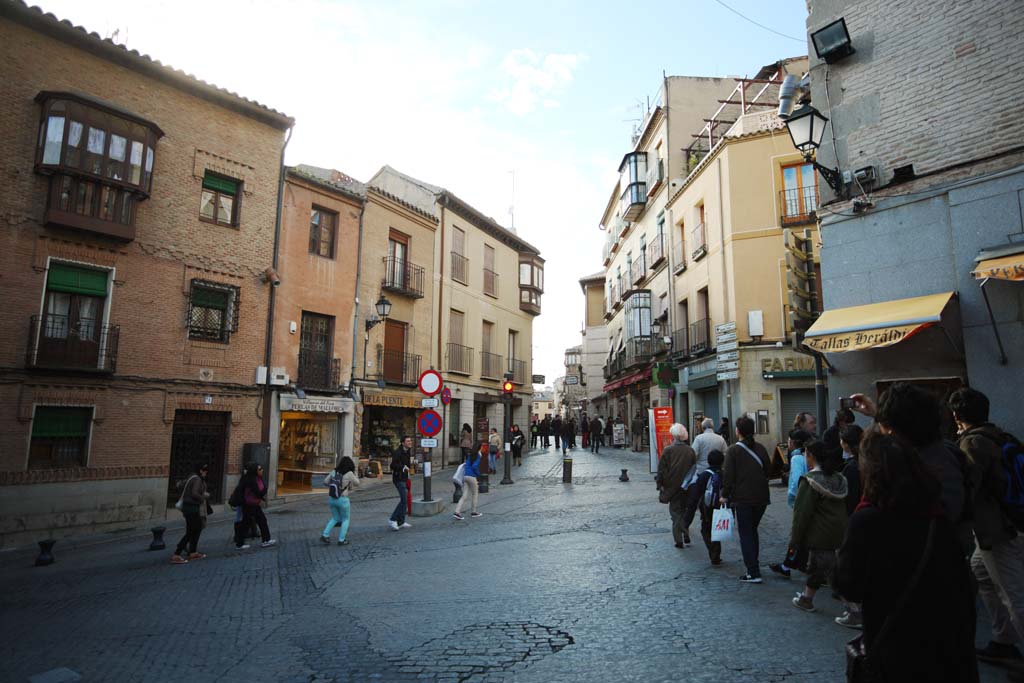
[973,251,1024,281]
[803,292,955,353]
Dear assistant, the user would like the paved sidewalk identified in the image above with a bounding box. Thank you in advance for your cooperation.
[0,444,1003,683]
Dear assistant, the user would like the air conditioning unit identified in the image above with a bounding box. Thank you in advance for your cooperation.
[255,366,290,386]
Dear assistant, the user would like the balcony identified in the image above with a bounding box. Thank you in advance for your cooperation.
[483,268,499,298]
[623,336,655,369]
[689,318,710,355]
[378,348,421,385]
[450,251,469,284]
[612,214,629,238]
[691,222,707,261]
[508,358,527,385]
[780,187,819,227]
[647,234,665,269]
[620,182,647,221]
[446,342,474,375]
[480,351,504,379]
[671,240,687,274]
[519,289,542,316]
[26,314,119,372]
[297,351,341,390]
[630,254,646,285]
[381,256,425,298]
[670,327,689,359]
[646,158,665,197]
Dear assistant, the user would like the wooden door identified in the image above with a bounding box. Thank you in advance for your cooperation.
[383,319,406,382]
[168,410,228,506]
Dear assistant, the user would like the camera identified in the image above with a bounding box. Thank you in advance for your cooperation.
[839,397,855,410]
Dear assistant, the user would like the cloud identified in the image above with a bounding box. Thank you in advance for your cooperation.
[489,49,586,117]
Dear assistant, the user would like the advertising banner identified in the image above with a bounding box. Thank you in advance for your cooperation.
[649,406,675,473]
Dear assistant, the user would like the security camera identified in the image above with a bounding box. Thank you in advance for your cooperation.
[262,267,281,287]
[777,74,812,120]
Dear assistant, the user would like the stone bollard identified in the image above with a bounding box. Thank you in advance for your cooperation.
[149,526,167,551]
[562,458,572,483]
[619,469,630,482]
[35,539,56,567]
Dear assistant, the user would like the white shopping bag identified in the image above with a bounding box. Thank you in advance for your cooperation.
[710,507,736,543]
[452,462,466,486]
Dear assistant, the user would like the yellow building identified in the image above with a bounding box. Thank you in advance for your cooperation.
[664,58,818,448]
[370,167,543,468]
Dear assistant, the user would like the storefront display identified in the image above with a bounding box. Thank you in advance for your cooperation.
[274,394,352,495]
[360,389,422,469]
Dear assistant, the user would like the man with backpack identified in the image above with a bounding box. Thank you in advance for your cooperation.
[949,388,1024,667]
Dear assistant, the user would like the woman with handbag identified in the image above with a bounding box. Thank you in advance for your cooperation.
[171,463,211,564]
[453,442,483,520]
[320,457,359,546]
[233,462,277,550]
[835,429,977,682]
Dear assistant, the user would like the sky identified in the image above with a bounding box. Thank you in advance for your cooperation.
[36,0,810,388]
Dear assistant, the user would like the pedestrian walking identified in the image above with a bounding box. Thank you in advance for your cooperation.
[590,415,602,454]
[171,463,211,564]
[552,415,562,451]
[460,423,473,463]
[693,449,725,566]
[836,423,865,629]
[692,418,727,474]
[581,412,590,449]
[530,419,539,449]
[834,430,978,682]
[561,418,574,456]
[949,387,1024,667]
[233,462,276,550]
[388,436,413,531]
[631,412,644,452]
[849,383,972,554]
[656,423,696,549]
[453,442,484,520]
[720,415,771,583]
[541,416,551,448]
[511,424,525,466]
[786,429,811,508]
[321,456,359,546]
[488,428,501,472]
[717,417,732,445]
[569,418,577,449]
[788,440,848,613]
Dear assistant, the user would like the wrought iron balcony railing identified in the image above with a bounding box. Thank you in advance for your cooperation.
[483,268,499,297]
[691,222,707,261]
[689,318,710,355]
[508,358,526,384]
[446,342,473,375]
[780,187,819,227]
[670,327,689,359]
[297,350,341,390]
[450,251,469,284]
[647,234,665,268]
[381,256,425,298]
[26,314,119,372]
[480,351,503,379]
[378,348,421,385]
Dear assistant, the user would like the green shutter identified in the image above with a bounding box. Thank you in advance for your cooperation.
[47,264,108,296]
[32,407,92,438]
[191,286,229,310]
[202,173,239,195]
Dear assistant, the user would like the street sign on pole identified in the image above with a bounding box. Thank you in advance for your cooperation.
[417,369,443,396]
[717,350,740,363]
[717,360,740,371]
[717,340,738,353]
[717,370,739,381]
[419,438,438,448]
[715,321,737,335]
[417,409,442,437]
[564,376,579,385]
[421,397,439,408]
[440,387,452,405]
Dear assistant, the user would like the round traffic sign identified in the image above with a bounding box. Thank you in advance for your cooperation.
[418,369,443,396]
[440,386,452,405]
[418,409,442,437]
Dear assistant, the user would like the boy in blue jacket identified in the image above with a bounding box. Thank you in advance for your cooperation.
[694,449,725,566]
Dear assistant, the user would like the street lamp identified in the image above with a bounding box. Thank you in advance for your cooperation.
[650,318,672,349]
[363,293,392,381]
[783,104,844,195]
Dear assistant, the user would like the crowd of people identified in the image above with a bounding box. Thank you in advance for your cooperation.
[655,381,1024,681]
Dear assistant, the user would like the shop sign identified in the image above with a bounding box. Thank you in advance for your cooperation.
[280,395,349,413]
[760,356,815,379]
[532,374,546,384]
[363,391,421,409]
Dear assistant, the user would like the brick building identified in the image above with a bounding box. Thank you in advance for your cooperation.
[801,0,1024,434]
[0,0,292,546]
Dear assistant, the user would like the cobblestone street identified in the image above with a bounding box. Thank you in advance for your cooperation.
[0,446,1006,683]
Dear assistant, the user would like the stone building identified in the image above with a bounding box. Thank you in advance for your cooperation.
[802,1,1024,434]
[0,1,292,546]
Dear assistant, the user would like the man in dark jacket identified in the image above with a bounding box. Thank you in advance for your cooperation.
[552,415,562,451]
[631,412,644,452]
[950,388,1024,666]
[388,436,413,531]
[580,412,590,449]
[657,424,697,549]
[720,416,771,583]
[590,416,603,454]
[541,416,551,448]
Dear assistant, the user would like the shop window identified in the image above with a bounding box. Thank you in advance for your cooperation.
[199,172,241,227]
[309,207,337,258]
[188,279,239,342]
[29,406,93,469]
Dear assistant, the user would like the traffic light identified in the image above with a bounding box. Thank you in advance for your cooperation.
[785,229,818,338]
[502,379,514,395]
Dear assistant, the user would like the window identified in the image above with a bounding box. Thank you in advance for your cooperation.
[483,244,497,297]
[625,291,652,339]
[35,93,160,240]
[451,227,468,284]
[188,280,239,342]
[309,207,337,258]
[200,172,241,227]
[387,231,410,288]
[29,406,93,469]
[35,263,112,370]
[299,312,337,389]
[782,162,819,221]
[508,330,519,362]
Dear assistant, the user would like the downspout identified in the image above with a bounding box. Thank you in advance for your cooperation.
[349,198,367,387]
[663,74,677,343]
[716,157,733,431]
[436,196,447,368]
[261,125,293,443]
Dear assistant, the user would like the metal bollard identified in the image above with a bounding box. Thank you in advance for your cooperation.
[478,473,490,493]
[35,539,56,567]
[562,458,572,483]
[619,469,630,482]
[149,526,167,551]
